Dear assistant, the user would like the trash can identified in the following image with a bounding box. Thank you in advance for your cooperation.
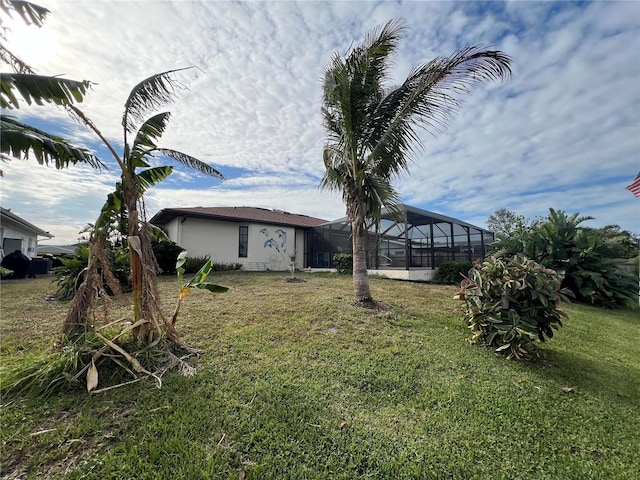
[27,258,52,276]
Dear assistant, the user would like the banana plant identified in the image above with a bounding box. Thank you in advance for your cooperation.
[62,69,224,346]
[171,251,228,326]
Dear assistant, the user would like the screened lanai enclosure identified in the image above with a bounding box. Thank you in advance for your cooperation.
[306,205,494,281]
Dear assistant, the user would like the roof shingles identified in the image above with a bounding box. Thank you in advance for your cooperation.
[151,206,328,229]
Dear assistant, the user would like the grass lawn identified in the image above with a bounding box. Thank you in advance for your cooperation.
[1,271,638,479]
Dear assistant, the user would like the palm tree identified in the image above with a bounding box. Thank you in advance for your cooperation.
[62,69,224,346]
[320,19,512,304]
[0,0,103,173]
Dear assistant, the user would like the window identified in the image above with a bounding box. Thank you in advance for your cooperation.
[238,226,248,257]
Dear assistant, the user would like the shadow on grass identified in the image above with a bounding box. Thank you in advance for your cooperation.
[535,347,640,402]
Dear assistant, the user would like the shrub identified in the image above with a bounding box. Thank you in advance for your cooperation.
[333,253,353,274]
[212,262,242,272]
[54,245,90,300]
[457,254,573,360]
[152,240,185,275]
[181,255,211,274]
[492,208,637,308]
[436,260,473,284]
[54,244,132,300]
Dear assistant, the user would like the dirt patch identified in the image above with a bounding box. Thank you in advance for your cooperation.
[281,277,307,283]
[353,299,391,311]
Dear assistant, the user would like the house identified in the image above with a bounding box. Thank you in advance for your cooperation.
[0,207,53,260]
[150,204,493,280]
[150,206,328,271]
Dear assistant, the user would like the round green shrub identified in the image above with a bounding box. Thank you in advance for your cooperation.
[333,253,353,275]
[457,254,573,360]
[152,239,185,275]
[436,260,473,284]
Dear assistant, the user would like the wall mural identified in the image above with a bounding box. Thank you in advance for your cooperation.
[260,228,295,272]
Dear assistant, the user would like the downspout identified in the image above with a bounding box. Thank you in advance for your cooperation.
[178,216,187,245]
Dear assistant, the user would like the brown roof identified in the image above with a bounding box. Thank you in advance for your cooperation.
[150,206,328,229]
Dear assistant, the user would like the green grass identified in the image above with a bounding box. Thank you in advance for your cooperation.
[1,272,639,479]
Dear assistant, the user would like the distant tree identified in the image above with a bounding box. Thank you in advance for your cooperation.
[486,208,527,234]
[0,0,103,174]
[583,224,639,259]
[320,18,512,304]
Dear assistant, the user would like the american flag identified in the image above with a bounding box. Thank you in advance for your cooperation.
[626,172,640,197]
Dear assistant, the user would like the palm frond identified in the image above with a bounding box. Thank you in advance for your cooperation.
[129,112,171,167]
[148,223,169,242]
[122,68,192,134]
[137,166,173,192]
[1,0,50,27]
[322,19,406,161]
[0,44,35,74]
[0,73,91,109]
[155,148,224,179]
[95,189,123,233]
[367,46,511,170]
[0,115,105,170]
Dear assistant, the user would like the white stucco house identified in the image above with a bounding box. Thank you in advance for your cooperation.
[0,207,53,259]
[150,206,328,271]
[150,204,494,280]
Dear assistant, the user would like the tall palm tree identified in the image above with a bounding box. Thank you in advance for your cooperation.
[0,0,103,173]
[62,69,224,345]
[320,19,512,304]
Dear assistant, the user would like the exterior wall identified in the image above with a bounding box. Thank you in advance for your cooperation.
[367,268,439,282]
[164,218,181,244]
[0,221,39,259]
[308,268,440,282]
[167,217,300,271]
[295,229,306,270]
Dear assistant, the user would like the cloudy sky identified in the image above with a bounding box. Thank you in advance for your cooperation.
[2,0,639,244]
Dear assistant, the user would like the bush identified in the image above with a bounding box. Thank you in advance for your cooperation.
[54,244,131,300]
[457,254,572,360]
[492,208,637,308]
[152,240,185,275]
[333,253,353,275]
[436,260,473,284]
[212,262,242,272]
[181,255,211,274]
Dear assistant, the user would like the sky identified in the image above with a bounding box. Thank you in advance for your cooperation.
[1,0,639,245]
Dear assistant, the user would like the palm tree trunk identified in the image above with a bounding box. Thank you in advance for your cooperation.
[352,215,373,303]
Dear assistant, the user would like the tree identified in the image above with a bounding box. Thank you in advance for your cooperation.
[583,224,639,260]
[486,208,527,235]
[0,0,103,173]
[62,69,225,348]
[492,208,637,307]
[320,18,512,303]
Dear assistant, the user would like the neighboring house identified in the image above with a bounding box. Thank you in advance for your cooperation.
[150,206,328,271]
[0,207,53,260]
[37,244,77,256]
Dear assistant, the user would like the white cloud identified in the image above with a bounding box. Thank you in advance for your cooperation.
[1,0,638,245]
